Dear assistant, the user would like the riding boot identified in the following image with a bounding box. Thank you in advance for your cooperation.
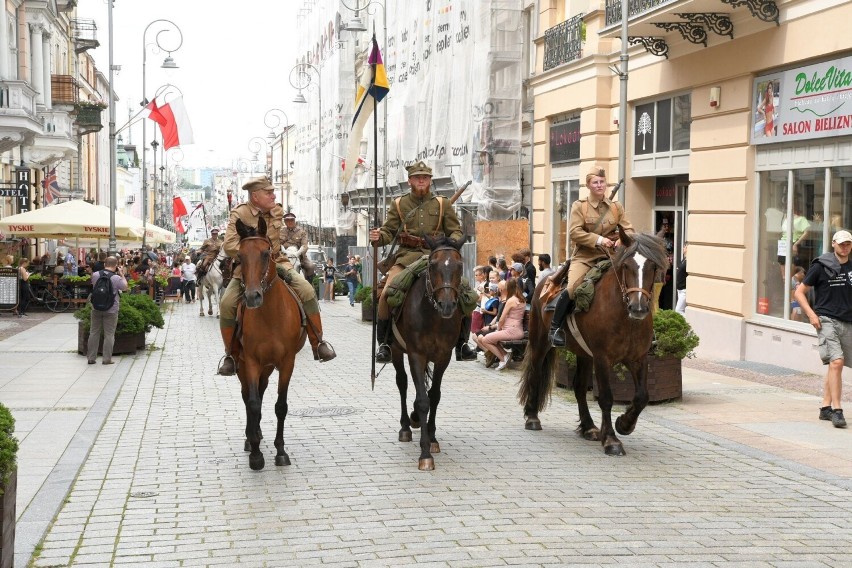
[376,318,392,363]
[455,315,477,361]
[306,313,336,362]
[217,326,237,376]
[549,290,575,347]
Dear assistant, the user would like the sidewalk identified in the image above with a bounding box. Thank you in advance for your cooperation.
[2,301,852,567]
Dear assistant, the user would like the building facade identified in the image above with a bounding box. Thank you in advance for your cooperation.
[531,0,852,373]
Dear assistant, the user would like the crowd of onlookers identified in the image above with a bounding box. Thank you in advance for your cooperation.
[1,245,207,316]
[463,248,553,370]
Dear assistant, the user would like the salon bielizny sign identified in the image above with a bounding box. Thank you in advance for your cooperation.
[752,55,852,145]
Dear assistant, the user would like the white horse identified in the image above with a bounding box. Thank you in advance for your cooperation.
[284,246,301,274]
[198,248,226,318]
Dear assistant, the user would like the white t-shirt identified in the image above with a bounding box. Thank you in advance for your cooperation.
[181,262,197,282]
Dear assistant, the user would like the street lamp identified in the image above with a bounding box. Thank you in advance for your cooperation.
[290,63,323,246]
[264,108,290,208]
[340,0,388,216]
[247,136,270,178]
[140,19,183,250]
[108,0,116,254]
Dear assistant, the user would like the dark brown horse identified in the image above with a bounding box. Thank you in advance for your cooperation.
[234,217,306,470]
[518,228,669,455]
[391,234,465,470]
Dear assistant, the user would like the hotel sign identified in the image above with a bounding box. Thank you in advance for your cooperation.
[752,55,852,145]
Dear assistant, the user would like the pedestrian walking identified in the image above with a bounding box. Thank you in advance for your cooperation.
[181,256,197,303]
[793,229,852,428]
[344,256,358,306]
[87,256,128,365]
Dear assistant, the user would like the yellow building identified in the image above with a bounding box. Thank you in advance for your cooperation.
[531,0,852,373]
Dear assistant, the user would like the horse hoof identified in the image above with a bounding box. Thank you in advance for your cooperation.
[583,428,601,441]
[275,455,291,466]
[410,411,420,429]
[418,458,435,471]
[604,443,625,456]
[244,440,251,452]
[399,430,412,442]
[208,310,213,315]
[615,416,635,436]
[525,417,542,431]
[249,454,265,470]
[199,313,204,317]
[430,442,440,454]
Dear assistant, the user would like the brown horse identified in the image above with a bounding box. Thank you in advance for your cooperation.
[391,234,465,470]
[518,228,669,455]
[234,217,306,470]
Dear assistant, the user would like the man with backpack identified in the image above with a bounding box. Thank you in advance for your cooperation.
[87,256,128,365]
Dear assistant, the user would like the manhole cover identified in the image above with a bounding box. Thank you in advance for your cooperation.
[289,407,361,417]
[129,491,158,498]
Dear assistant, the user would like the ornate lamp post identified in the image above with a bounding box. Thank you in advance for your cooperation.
[247,136,270,179]
[290,63,322,245]
[264,108,290,208]
[150,138,159,248]
[140,19,183,250]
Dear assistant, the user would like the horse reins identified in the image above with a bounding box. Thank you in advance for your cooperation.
[424,246,462,311]
[238,236,275,295]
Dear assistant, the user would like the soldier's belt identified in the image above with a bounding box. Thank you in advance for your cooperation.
[397,232,426,248]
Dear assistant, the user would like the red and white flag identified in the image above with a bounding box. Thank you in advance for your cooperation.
[173,196,190,234]
[156,96,195,150]
[140,100,167,126]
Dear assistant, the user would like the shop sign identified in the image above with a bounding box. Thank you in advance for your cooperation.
[752,55,852,145]
[549,118,580,163]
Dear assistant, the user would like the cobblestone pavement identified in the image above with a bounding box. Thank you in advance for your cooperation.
[26,300,852,567]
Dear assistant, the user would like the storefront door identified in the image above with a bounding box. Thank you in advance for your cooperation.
[654,177,688,311]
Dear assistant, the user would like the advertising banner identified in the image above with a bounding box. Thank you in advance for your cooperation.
[752,55,852,145]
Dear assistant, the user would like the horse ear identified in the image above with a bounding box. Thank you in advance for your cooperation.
[236,219,250,239]
[617,225,633,248]
[257,216,268,237]
[424,233,436,250]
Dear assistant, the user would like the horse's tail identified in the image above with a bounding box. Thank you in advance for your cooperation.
[518,280,556,415]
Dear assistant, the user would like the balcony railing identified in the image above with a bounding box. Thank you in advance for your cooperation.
[543,14,585,72]
[0,81,37,117]
[605,0,676,27]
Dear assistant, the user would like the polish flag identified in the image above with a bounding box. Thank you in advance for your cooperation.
[173,196,190,234]
[156,96,195,150]
[141,99,167,126]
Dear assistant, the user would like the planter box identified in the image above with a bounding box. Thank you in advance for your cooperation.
[361,302,373,322]
[0,469,16,568]
[77,321,143,355]
[593,356,682,403]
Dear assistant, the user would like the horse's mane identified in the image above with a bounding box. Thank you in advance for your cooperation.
[614,233,670,272]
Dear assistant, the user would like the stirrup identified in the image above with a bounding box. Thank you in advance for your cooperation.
[315,340,336,362]
[549,328,567,347]
[376,343,392,363]
[217,354,237,376]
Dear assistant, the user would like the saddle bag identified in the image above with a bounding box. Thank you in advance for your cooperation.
[386,256,429,308]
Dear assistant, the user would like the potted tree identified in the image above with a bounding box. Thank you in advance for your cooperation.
[0,402,19,568]
[594,310,699,402]
[120,294,165,348]
[355,286,373,321]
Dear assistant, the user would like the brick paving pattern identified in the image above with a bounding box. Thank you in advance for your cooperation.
[28,300,852,567]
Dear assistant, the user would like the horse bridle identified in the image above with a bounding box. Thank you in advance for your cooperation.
[424,246,462,311]
[238,236,275,295]
[604,248,653,305]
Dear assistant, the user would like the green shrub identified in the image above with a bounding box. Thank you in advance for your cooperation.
[120,293,165,332]
[653,309,699,359]
[74,298,146,335]
[0,403,18,494]
[354,285,372,303]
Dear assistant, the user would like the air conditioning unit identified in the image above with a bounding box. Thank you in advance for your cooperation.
[126,195,135,204]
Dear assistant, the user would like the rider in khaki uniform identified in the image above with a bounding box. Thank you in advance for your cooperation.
[369,161,476,363]
[196,228,221,275]
[549,166,634,346]
[217,177,335,375]
[280,212,314,279]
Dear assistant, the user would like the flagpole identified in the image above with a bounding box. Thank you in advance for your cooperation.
[370,34,380,390]
[202,203,210,237]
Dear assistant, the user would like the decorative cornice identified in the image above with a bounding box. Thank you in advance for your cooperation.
[652,22,708,47]
[721,0,780,25]
[674,13,734,39]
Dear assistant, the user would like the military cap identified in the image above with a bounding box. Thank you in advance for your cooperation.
[242,176,274,192]
[210,228,220,234]
[283,212,296,220]
[406,161,433,177]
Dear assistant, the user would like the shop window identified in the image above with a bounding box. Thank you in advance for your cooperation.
[755,168,852,321]
[553,179,579,264]
[634,95,691,156]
